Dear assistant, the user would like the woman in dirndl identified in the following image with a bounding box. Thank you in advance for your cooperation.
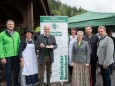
[19,29,38,86]
[72,31,91,86]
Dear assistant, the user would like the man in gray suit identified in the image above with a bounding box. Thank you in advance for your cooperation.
[37,25,57,86]
[97,26,114,86]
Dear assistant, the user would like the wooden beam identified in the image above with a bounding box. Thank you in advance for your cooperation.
[27,0,34,29]
[40,0,48,15]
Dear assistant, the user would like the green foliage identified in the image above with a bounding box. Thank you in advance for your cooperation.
[14,26,24,35]
[48,0,87,17]
[35,26,40,32]
[0,26,24,35]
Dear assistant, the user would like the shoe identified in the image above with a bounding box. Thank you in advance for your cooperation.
[113,66,115,70]
[46,84,51,86]
[15,83,21,86]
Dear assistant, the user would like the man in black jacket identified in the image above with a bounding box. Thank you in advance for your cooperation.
[36,25,57,86]
[83,26,98,86]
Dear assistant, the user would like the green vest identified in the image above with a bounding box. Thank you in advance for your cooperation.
[44,36,50,56]
[0,30,20,58]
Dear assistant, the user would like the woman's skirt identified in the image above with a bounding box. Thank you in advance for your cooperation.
[72,62,92,86]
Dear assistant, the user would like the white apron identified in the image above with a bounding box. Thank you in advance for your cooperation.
[68,35,77,66]
[22,40,38,75]
[21,40,38,86]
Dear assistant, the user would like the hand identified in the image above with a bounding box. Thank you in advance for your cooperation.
[20,61,24,68]
[20,58,24,68]
[86,64,89,66]
[36,55,38,58]
[1,58,7,64]
[50,45,54,48]
[71,62,75,66]
[40,43,45,48]
[103,64,108,69]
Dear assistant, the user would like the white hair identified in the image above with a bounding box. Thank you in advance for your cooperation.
[44,25,50,29]
[77,31,84,35]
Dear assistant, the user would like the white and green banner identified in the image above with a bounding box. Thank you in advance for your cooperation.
[40,16,68,83]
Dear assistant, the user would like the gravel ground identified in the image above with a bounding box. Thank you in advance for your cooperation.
[0,68,115,86]
[48,68,115,86]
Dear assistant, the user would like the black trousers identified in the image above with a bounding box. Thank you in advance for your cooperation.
[100,65,111,86]
[68,65,73,82]
[5,56,20,86]
[90,55,98,86]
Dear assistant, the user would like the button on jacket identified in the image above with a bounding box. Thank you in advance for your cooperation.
[36,34,57,64]
[72,40,90,64]
[97,36,114,66]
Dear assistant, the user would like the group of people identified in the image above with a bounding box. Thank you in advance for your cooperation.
[0,19,114,86]
[0,20,57,86]
[68,26,114,86]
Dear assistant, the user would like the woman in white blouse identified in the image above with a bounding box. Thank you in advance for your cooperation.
[68,28,77,83]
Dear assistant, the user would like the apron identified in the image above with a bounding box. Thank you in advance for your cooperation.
[22,40,38,75]
[68,35,77,66]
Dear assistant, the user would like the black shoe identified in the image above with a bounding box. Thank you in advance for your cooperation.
[15,83,21,86]
[113,66,115,70]
[46,84,51,86]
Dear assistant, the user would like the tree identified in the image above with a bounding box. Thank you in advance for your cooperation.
[47,0,87,17]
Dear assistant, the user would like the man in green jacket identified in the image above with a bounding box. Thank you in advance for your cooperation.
[0,20,20,86]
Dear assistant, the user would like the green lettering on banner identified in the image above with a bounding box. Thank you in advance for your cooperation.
[50,32,62,36]
[60,76,63,80]
[60,56,64,80]
[60,55,68,80]
[40,16,68,22]
[64,55,68,80]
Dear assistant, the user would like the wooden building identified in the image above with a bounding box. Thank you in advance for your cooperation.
[0,0,50,30]
[0,0,50,83]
